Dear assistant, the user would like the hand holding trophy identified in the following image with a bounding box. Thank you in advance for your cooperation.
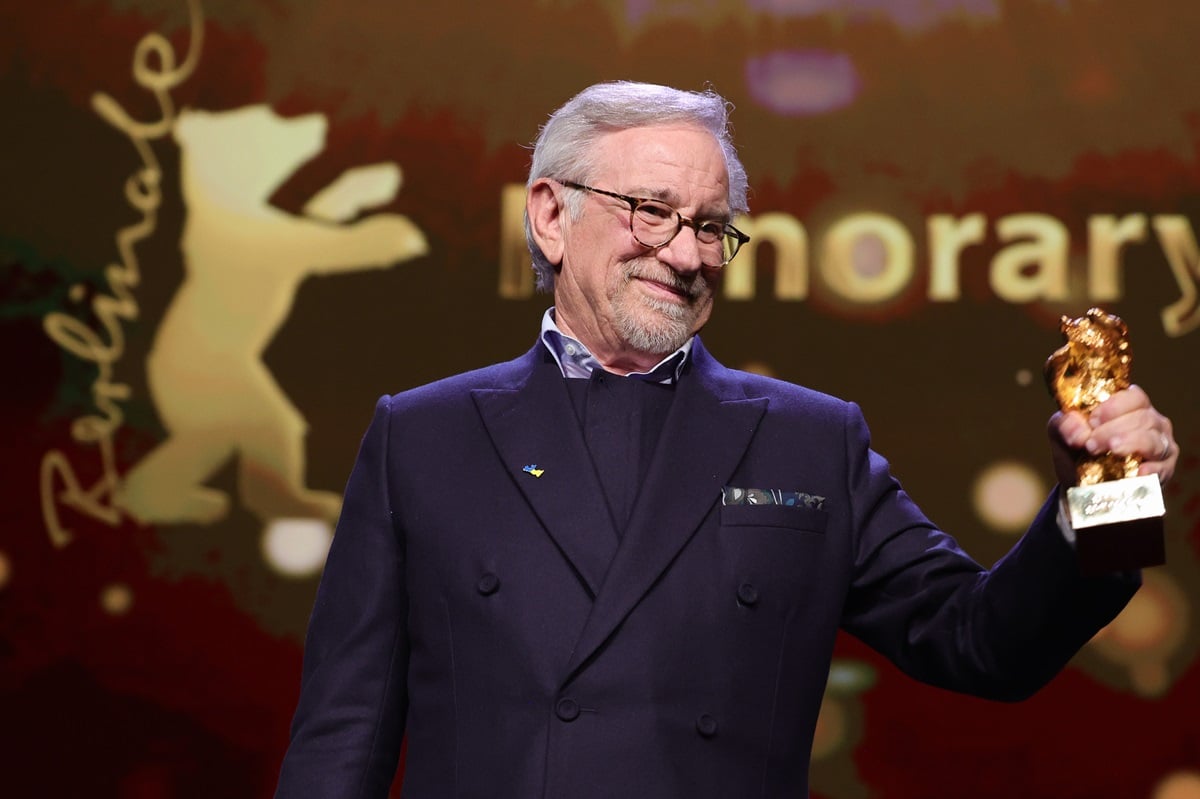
[1045,308,1166,574]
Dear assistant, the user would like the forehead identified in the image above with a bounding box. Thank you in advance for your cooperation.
[590,124,729,210]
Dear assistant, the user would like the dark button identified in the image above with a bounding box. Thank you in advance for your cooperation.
[695,713,718,738]
[476,573,500,596]
[555,698,580,722]
[736,582,760,607]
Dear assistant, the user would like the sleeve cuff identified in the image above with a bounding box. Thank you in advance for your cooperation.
[1055,488,1077,547]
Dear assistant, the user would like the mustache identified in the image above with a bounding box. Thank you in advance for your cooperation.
[623,261,709,300]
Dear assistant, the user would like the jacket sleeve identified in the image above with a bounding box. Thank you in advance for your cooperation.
[276,395,408,798]
[837,401,1139,701]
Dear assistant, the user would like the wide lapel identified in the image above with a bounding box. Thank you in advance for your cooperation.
[561,340,768,683]
[471,347,620,597]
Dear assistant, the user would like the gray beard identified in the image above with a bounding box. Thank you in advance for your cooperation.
[611,286,704,356]
[608,259,711,356]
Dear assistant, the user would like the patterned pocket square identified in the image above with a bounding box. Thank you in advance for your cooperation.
[722,486,826,510]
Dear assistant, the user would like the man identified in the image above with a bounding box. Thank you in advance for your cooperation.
[275,82,1179,798]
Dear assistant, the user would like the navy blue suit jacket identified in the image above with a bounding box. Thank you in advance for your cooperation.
[276,339,1137,798]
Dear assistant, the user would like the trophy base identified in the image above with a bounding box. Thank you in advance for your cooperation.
[1067,474,1166,575]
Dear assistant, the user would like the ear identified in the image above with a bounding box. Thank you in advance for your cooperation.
[526,178,566,267]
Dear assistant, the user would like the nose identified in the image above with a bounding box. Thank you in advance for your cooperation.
[653,226,704,276]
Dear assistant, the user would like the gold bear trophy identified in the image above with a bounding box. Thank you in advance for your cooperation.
[1044,307,1165,574]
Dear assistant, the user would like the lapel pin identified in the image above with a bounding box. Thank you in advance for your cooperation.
[522,464,545,478]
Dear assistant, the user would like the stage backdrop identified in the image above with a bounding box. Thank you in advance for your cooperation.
[2,1,1198,796]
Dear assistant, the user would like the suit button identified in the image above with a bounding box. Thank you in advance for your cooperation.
[476,573,500,596]
[736,582,759,607]
[555,698,580,722]
[695,713,718,738]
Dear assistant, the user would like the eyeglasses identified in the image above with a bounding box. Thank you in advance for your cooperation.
[562,181,750,268]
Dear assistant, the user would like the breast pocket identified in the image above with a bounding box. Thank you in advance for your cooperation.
[719,503,828,534]
[717,503,829,615]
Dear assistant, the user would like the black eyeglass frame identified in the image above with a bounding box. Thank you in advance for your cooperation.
[561,181,750,267]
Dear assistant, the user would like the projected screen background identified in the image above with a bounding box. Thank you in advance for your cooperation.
[2,1,1198,796]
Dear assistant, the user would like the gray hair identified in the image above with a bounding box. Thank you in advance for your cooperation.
[524,81,750,292]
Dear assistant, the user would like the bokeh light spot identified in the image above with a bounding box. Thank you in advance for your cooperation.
[1095,574,1183,653]
[0,550,10,589]
[263,518,334,578]
[744,0,1002,32]
[101,583,133,615]
[1154,770,1200,799]
[972,461,1046,533]
[851,234,888,280]
[827,659,877,694]
[811,697,847,760]
[744,49,860,116]
[1090,571,1188,698]
[1105,588,1170,650]
[741,361,776,377]
[1015,368,1033,387]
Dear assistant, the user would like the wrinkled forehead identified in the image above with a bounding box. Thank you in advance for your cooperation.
[591,124,731,210]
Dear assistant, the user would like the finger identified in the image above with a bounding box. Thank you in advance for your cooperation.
[1147,427,1174,461]
[1098,412,1178,484]
[1138,448,1177,484]
[1049,409,1091,450]
[1136,417,1178,483]
[1088,384,1152,428]
[1047,411,1089,488]
[1085,406,1163,455]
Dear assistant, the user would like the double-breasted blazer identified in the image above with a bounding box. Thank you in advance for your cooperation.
[275,338,1137,798]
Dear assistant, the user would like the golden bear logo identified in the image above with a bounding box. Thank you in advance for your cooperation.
[115,105,427,526]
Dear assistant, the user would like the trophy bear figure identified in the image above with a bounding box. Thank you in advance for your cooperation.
[1044,307,1139,486]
